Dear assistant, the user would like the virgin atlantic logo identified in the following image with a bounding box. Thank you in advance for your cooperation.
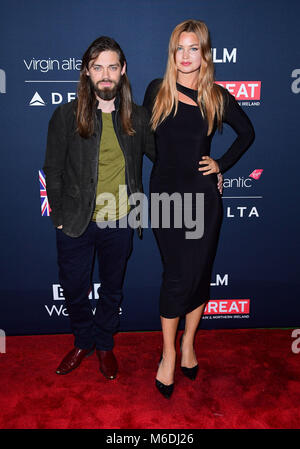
[223,169,263,189]
[249,169,263,180]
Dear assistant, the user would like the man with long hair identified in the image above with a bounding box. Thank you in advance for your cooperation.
[43,36,155,379]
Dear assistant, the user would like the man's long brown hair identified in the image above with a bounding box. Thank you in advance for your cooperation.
[151,20,224,135]
[76,36,135,138]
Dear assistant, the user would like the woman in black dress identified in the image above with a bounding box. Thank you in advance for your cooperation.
[143,19,254,398]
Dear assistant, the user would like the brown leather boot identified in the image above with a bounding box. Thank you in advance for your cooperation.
[56,347,94,375]
[96,350,118,379]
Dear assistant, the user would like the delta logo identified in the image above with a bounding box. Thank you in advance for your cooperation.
[29,91,76,106]
[216,81,261,106]
[30,92,46,106]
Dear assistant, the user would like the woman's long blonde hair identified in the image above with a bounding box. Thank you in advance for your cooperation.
[151,19,224,135]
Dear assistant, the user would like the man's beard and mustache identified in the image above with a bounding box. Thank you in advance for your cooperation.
[91,77,122,101]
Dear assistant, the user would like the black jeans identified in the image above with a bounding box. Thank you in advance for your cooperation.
[56,220,133,350]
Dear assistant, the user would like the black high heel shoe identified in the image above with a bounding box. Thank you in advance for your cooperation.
[180,334,199,381]
[155,355,174,399]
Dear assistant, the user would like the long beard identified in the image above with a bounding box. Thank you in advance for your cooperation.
[92,78,121,101]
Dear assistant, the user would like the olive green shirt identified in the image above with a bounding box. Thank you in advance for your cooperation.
[92,112,130,222]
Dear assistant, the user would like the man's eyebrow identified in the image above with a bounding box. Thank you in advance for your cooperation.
[91,63,120,67]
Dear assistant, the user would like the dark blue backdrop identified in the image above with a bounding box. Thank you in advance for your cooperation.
[1,0,299,335]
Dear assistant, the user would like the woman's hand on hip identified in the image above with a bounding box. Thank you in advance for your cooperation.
[198,156,220,175]
[217,173,223,194]
[198,156,223,194]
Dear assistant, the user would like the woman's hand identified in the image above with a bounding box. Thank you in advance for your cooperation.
[56,225,63,229]
[217,173,223,194]
[198,156,223,194]
[198,156,220,175]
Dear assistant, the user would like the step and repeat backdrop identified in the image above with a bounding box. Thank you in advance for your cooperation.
[0,0,299,335]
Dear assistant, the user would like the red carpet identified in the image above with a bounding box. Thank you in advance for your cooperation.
[0,329,299,429]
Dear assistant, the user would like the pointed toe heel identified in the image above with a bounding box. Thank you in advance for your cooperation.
[180,334,199,380]
[180,364,199,380]
[155,379,174,399]
[155,353,175,398]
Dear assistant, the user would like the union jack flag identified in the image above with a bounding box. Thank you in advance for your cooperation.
[39,169,51,216]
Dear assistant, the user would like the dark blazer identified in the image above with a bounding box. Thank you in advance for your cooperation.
[43,97,155,238]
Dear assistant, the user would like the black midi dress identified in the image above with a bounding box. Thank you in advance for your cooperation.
[143,79,254,319]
